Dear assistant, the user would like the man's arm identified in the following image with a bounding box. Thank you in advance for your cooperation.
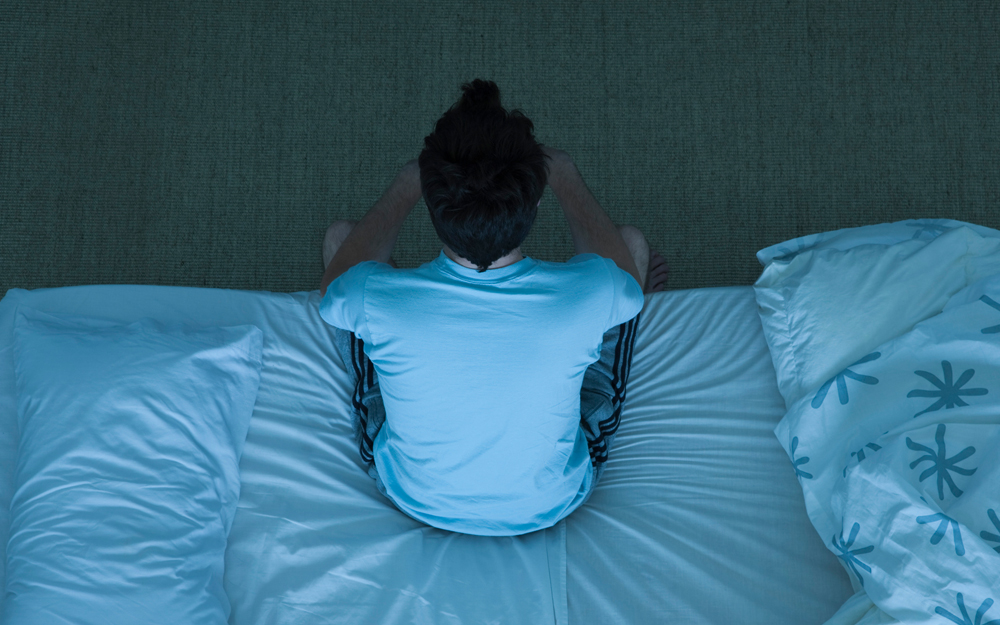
[320,161,421,298]
[545,149,642,288]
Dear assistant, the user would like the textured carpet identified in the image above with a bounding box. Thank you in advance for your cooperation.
[2,1,998,300]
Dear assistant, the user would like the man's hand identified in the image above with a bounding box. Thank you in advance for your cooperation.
[541,146,571,184]
[401,159,421,194]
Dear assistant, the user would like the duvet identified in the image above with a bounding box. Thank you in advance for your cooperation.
[760,221,1000,624]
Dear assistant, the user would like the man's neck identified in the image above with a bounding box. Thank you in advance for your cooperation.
[443,246,523,270]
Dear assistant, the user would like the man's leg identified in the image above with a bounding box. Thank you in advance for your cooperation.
[579,309,641,503]
[324,219,396,499]
[323,220,398,271]
[572,230,648,507]
[331,323,391,498]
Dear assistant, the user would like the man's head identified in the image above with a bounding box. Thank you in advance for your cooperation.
[419,79,550,273]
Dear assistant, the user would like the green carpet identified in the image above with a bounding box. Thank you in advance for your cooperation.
[2,1,998,301]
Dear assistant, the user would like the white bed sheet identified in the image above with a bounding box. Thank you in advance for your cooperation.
[0,284,854,624]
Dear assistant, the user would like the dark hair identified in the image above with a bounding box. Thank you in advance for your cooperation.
[419,79,550,272]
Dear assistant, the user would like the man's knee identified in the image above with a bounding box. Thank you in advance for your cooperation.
[617,224,649,265]
[325,220,356,245]
[616,225,646,249]
[616,225,649,288]
[323,220,357,270]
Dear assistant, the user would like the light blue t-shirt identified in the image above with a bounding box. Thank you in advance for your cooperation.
[319,250,644,536]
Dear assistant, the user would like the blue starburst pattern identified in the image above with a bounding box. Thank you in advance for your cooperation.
[812,352,881,409]
[831,522,873,588]
[981,509,1000,553]
[981,296,1000,334]
[851,442,882,463]
[935,593,1000,625]
[790,436,813,479]
[842,442,885,477]
[916,510,966,556]
[907,361,988,418]
[906,423,978,501]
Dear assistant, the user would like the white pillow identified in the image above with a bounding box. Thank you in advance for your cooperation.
[754,217,1000,267]
[753,219,1000,410]
[3,307,264,625]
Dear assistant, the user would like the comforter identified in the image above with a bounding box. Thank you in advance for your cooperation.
[758,221,1000,624]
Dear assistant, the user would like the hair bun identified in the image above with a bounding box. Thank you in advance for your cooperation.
[459,79,502,112]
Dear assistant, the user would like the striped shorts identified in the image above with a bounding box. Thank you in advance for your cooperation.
[333,311,641,509]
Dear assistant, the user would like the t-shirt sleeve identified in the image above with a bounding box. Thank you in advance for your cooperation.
[318,261,387,343]
[567,253,644,330]
[598,257,645,330]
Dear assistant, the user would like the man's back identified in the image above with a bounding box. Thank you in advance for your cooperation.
[320,250,643,535]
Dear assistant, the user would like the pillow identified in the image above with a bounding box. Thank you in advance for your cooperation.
[753,219,1000,411]
[754,217,1000,267]
[3,307,264,625]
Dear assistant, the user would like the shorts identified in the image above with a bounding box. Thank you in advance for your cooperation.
[333,311,641,509]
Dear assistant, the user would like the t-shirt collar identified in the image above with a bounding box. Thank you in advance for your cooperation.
[433,250,535,282]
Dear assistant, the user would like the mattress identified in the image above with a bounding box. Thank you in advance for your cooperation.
[0,284,854,624]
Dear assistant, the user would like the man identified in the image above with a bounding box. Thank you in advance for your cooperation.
[318,81,668,536]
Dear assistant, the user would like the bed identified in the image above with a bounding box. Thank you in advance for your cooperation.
[3,218,996,625]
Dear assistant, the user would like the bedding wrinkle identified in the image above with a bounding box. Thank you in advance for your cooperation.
[274,601,338,624]
[326,568,385,591]
[238,508,316,531]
